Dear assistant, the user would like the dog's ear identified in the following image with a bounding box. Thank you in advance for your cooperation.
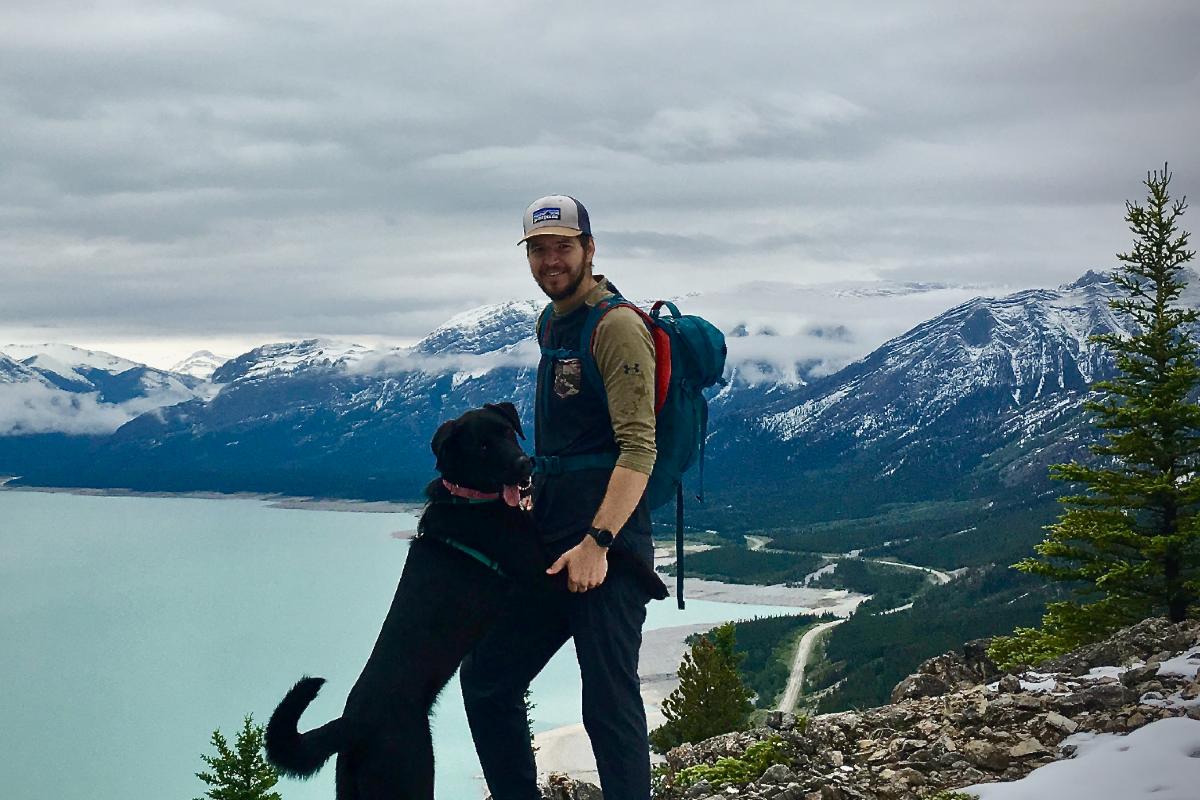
[484,402,525,440]
[431,419,459,460]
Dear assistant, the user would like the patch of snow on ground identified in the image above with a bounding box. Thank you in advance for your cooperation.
[1008,672,1057,693]
[1158,647,1200,680]
[966,717,1200,800]
[1140,690,1200,711]
[1086,663,1141,680]
[988,671,1056,695]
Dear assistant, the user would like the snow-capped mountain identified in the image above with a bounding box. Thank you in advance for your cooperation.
[169,351,231,381]
[756,270,1124,445]
[0,344,208,436]
[211,339,370,383]
[415,300,544,356]
[1,271,1192,515]
[3,343,201,402]
[700,269,1200,526]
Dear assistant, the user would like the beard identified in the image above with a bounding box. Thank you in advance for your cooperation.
[536,260,591,301]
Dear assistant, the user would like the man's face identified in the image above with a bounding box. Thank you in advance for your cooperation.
[526,234,595,302]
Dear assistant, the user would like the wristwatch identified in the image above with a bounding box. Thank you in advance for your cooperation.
[586,526,615,548]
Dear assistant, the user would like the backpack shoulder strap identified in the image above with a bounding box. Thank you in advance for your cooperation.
[536,303,553,345]
[577,295,629,400]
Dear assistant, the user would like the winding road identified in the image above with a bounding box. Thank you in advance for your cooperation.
[866,558,953,585]
[778,619,845,712]
[741,534,955,586]
[735,534,959,711]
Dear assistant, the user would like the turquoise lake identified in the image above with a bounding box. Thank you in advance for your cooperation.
[1,489,799,799]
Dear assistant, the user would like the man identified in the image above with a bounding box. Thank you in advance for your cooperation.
[460,195,658,800]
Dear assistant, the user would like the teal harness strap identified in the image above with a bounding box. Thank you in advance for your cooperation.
[425,533,508,578]
[440,495,502,505]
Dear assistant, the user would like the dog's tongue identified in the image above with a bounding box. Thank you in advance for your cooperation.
[503,484,521,507]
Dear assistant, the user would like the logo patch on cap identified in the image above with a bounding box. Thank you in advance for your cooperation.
[532,207,562,224]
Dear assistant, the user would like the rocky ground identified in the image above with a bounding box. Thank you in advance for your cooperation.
[525,617,1200,799]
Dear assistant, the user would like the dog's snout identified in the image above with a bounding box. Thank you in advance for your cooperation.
[514,455,533,481]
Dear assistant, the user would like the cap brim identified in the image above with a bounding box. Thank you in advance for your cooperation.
[517,226,583,245]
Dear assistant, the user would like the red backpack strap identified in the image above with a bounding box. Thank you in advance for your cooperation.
[585,299,670,415]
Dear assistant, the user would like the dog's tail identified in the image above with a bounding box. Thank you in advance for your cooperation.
[265,676,345,778]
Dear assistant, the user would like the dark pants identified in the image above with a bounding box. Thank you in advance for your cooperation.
[460,538,651,800]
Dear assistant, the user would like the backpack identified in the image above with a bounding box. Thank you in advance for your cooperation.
[535,294,727,608]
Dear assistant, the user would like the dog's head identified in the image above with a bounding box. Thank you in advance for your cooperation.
[431,403,531,507]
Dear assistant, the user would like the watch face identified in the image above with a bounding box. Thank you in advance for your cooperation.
[590,528,614,547]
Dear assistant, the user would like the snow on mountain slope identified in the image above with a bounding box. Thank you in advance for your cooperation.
[210,339,369,383]
[756,271,1133,445]
[3,342,199,399]
[0,351,50,386]
[169,350,231,380]
[3,343,143,384]
[414,300,543,356]
[0,343,207,435]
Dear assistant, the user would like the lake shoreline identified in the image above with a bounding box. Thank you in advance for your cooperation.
[0,477,424,514]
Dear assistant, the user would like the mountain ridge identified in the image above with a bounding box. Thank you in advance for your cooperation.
[1,271,1194,524]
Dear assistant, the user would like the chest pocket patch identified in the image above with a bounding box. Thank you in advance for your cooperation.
[553,358,582,399]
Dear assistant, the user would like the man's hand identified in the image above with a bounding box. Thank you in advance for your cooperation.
[547,536,609,592]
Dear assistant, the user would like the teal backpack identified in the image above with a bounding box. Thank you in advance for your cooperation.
[535,294,727,608]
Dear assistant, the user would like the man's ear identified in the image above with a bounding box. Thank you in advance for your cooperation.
[484,402,525,440]
[431,419,459,462]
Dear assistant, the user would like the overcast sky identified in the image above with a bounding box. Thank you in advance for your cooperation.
[1,0,1197,368]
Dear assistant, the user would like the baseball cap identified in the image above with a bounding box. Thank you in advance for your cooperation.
[519,195,591,244]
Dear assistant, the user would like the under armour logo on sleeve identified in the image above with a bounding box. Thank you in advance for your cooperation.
[622,363,641,374]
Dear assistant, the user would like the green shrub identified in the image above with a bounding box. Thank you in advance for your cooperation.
[987,597,1145,669]
[673,737,791,789]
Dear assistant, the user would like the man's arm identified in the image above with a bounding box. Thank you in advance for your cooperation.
[592,465,650,534]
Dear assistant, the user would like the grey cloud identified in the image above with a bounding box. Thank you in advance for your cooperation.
[1,0,1198,359]
[0,382,145,435]
[347,339,541,378]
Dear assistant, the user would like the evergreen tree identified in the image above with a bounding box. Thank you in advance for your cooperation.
[993,166,1200,665]
[649,622,755,753]
[194,714,283,800]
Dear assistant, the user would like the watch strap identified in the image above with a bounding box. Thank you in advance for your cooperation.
[587,526,614,548]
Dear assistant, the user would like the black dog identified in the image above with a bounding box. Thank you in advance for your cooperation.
[264,402,665,799]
